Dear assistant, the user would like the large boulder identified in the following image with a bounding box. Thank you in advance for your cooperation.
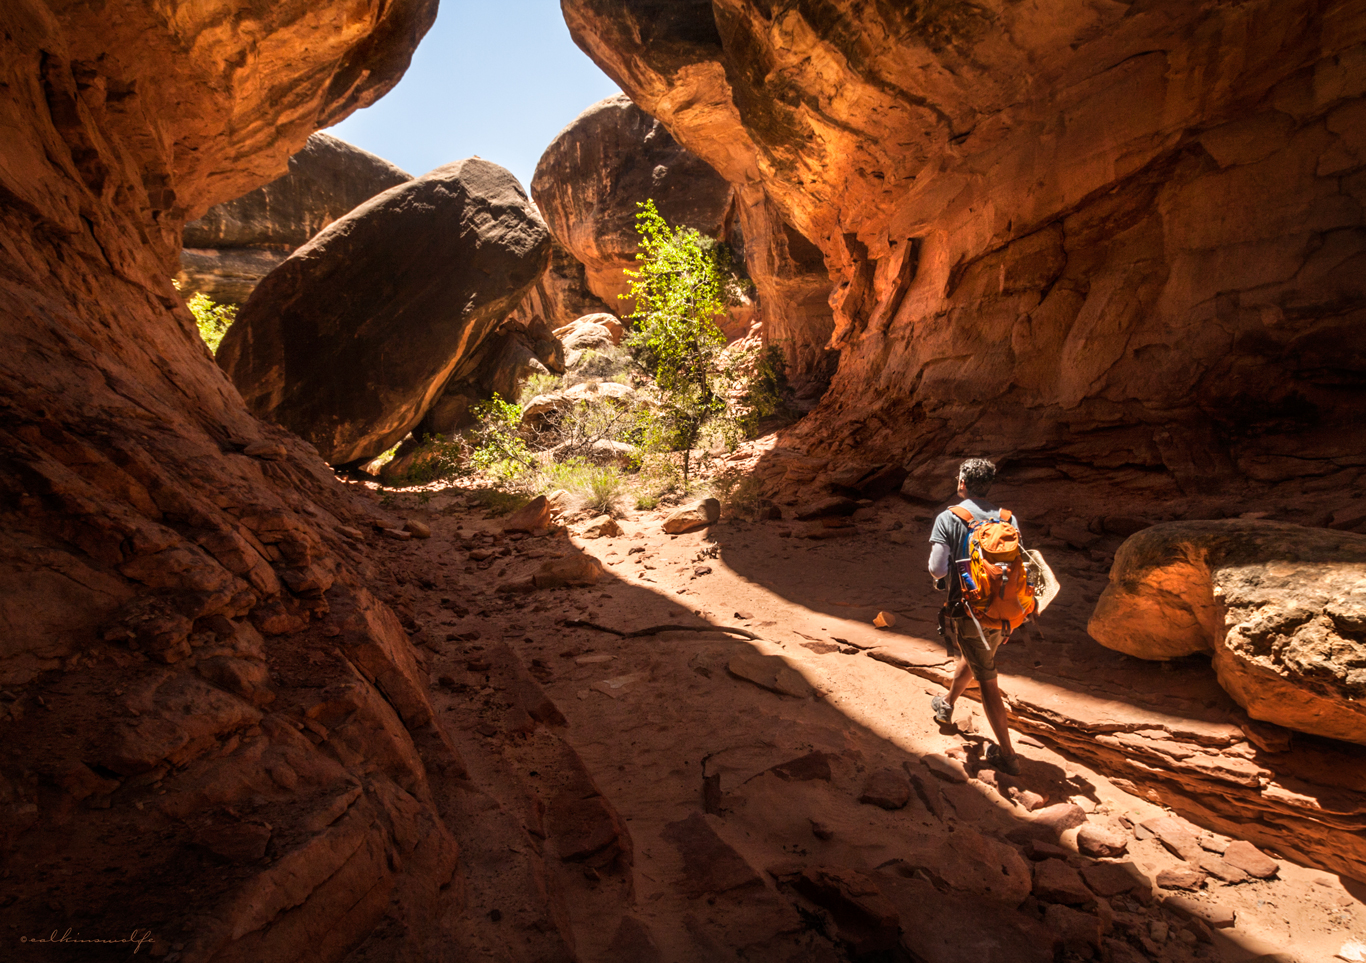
[218,158,552,466]
[176,133,412,305]
[532,94,759,339]
[1089,521,1366,745]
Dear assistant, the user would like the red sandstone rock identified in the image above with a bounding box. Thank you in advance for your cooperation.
[1090,522,1366,745]
[791,867,900,956]
[1142,816,1205,862]
[859,767,911,810]
[1033,859,1094,906]
[1077,823,1129,858]
[177,133,411,305]
[1044,904,1103,956]
[1156,867,1208,891]
[1223,840,1280,879]
[564,0,1366,493]
[218,158,551,466]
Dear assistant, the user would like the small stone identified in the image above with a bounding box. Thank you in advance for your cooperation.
[1077,823,1129,858]
[692,565,712,577]
[810,818,834,841]
[859,767,911,810]
[1197,853,1249,883]
[380,527,412,541]
[503,495,552,533]
[1222,840,1279,879]
[1150,920,1169,943]
[403,519,431,539]
[1141,816,1203,862]
[1011,789,1046,812]
[1197,833,1228,854]
[873,610,897,629]
[581,514,621,538]
[1155,866,1206,891]
[662,498,720,534]
[337,525,364,539]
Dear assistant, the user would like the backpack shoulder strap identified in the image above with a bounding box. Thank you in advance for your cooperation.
[949,506,975,525]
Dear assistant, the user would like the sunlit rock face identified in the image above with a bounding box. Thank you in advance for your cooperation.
[563,0,1366,485]
[534,90,838,382]
[0,0,489,958]
[176,133,412,305]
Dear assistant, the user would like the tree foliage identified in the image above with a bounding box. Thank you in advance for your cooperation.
[186,292,237,354]
[622,199,738,485]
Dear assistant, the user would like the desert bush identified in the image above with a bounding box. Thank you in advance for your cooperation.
[518,371,562,407]
[470,394,534,485]
[710,465,767,519]
[398,435,470,485]
[187,292,237,354]
[468,488,531,516]
[528,395,642,465]
[540,458,623,515]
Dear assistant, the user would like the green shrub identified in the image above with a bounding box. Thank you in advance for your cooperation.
[187,292,236,354]
[541,458,623,516]
[564,345,632,387]
[470,394,534,484]
[399,435,470,485]
[518,371,562,407]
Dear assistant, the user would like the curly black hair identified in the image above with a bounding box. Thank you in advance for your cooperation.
[958,458,996,497]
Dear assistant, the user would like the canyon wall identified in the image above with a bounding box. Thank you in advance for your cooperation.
[563,0,1366,486]
[0,1,489,959]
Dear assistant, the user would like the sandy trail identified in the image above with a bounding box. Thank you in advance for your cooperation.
[358,481,1366,962]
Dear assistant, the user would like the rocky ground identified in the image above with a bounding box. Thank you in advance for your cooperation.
[345,475,1366,963]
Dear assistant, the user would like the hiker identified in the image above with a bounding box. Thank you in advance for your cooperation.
[927,457,1036,776]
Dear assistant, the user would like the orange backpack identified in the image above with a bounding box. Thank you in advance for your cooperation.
[949,506,1036,633]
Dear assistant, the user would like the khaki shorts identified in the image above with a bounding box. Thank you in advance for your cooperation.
[946,615,1005,682]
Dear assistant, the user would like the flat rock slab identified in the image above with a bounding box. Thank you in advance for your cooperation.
[1080,861,1150,898]
[1142,815,1203,861]
[727,653,815,698]
[1223,839,1279,878]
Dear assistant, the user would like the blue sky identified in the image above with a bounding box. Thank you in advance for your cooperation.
[328,0,622,192]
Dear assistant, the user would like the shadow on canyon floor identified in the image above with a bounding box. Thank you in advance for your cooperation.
[367,483,1366,960]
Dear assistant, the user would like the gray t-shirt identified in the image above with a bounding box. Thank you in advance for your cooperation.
[929,498,1022,561]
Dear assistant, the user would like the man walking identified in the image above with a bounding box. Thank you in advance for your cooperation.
[927,458,1025,775]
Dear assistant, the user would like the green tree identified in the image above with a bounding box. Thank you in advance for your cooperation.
[186,292,237,354]
[622,199,736,486]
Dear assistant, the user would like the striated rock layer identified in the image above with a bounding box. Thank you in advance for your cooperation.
[563,0,1366,485]
[176,133,412,305]
[1089,521,1366,746]
[0,1,525,960]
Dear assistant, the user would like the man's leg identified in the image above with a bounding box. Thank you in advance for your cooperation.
[978,676,1016,761]
[946,655,974,707]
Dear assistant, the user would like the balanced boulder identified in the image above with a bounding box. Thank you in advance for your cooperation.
[218,158,551,465]
[1089,521,1366,745]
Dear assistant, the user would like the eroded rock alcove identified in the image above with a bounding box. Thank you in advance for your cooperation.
[4,0,1366,960]
[563,0,1366,486]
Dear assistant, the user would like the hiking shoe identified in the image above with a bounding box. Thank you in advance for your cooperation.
[931,694,953,726]
[986,743,1022,776]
